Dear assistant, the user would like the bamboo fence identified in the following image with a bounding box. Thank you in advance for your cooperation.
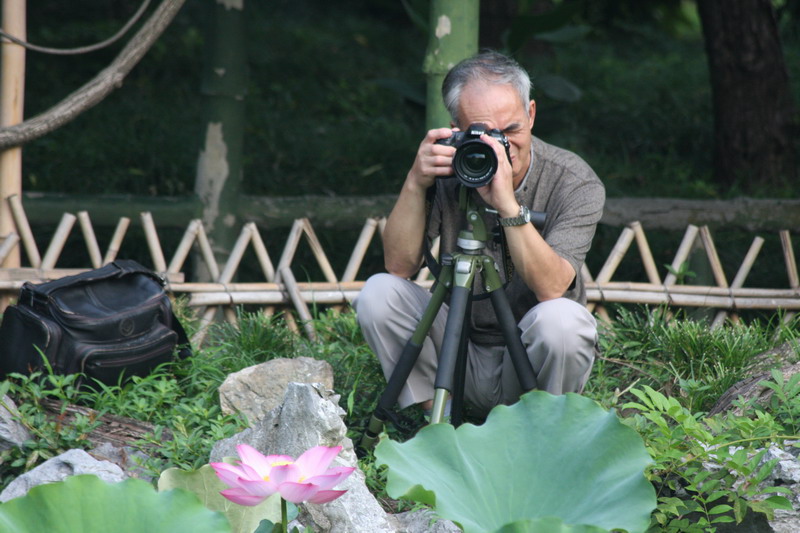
[0,194,798,344]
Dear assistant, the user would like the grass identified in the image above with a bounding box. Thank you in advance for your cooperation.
[587,306,800,412]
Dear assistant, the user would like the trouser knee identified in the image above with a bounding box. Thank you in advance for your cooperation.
[355,273,420,328]
[519,298,597,358]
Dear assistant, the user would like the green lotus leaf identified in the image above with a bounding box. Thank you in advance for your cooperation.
[495,516,609,533]
[0,474,230,533]
[158,463,282,533]
[375,391,655,533]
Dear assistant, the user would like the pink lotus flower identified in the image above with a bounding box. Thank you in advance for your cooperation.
[210,444,355,505]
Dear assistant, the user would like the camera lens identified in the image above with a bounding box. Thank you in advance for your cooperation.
[452,140,498,188]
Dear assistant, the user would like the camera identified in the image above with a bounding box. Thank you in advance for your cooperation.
[435,123,511,188]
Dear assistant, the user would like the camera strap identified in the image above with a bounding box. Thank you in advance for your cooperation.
[422,182,442,279]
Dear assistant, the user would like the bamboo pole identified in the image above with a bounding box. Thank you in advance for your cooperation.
[300,218,337,283]
[102,217,130,264]
[0,231,18,263]
[581,264,611,323]
[248,223,275,282]
[631,221,661,284]
[664,224,700,286]
[168,218,201,274]
[275,218,337,283]
[216,223,253,284]
[275,219,305,282]
[0,0,25,268]
[187,290,361,307]
[781,230,799,288]
[77,211,102,268]
[342,218,378,282]
[194,221,219,281]
[699,225,728,287]
[7,194,39,267]
[280,266,317,341]
[140,212,167,272]
[584,288,800,310]
[40,213,76,270]
[712,236,764,328]
[177,283,800,309]
[586,225,634,314]
[781,230,798,323]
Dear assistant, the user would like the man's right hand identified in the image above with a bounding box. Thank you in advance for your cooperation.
[382,128,457,278]
[406,128,458,191]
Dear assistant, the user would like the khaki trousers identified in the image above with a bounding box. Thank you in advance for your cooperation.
[354,273,597,416]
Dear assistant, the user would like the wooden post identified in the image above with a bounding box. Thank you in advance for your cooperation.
[0,0,25,268]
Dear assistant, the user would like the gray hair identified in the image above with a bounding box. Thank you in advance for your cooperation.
[442,50,532,126]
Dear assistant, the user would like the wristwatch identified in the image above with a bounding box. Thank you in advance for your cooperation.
[498,205,531,227]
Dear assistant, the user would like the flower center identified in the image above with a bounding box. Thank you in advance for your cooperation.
[263,460,295,482]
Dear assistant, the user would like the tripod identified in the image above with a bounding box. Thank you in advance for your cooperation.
[360,187,539,450]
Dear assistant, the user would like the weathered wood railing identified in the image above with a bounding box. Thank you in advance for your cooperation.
[0,194,798,343]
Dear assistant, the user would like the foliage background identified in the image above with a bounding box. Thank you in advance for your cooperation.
[20,0,799,200]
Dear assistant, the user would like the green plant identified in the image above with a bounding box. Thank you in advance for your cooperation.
[0,475,231,533]
[376,391,656,533]
[664,261,696,284]
[0,373,102,487]
[754,369,800,434]
[623,386,794,532]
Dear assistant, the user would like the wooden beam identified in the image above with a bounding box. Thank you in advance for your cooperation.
[16,194,800,231]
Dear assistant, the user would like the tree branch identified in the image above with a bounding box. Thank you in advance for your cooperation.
[0,0,187,149]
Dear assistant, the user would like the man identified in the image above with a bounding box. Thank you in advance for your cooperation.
[356,50,604,417]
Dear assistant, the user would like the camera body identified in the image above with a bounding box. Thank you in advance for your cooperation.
[435,123,511,188]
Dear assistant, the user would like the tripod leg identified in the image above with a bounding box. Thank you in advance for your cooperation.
[431,284,471,424]
[359,266,452,450]
[483,258,538,392]
[450,290,471,427]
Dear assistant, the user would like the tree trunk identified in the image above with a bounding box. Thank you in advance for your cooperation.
[194,0,247,280]
[422,0,479,129]
[696,0,797,191]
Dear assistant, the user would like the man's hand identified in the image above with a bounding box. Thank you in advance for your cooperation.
[406,128,458,192]
[383,128,457,278]
[475,133,519,218]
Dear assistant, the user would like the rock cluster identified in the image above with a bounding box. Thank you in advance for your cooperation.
[0,358,459,532]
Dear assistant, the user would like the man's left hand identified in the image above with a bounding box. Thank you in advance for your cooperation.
[476,133,520,218]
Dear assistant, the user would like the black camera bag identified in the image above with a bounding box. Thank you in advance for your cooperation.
[0,259,191,385]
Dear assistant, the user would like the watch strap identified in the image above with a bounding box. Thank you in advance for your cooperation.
[498,205,530,227]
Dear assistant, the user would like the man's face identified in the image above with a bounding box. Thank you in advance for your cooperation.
[456,81,536,188]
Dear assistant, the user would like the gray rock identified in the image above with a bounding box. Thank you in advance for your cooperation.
[219,357,334,425]
[764,445,800,485]
[0,395,31,450]
[0,448,126,502]
[212,382,395,533]
[89,442,153,481]
[389,509,461,533]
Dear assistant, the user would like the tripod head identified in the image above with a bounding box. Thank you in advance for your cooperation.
[425,185,546,287]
